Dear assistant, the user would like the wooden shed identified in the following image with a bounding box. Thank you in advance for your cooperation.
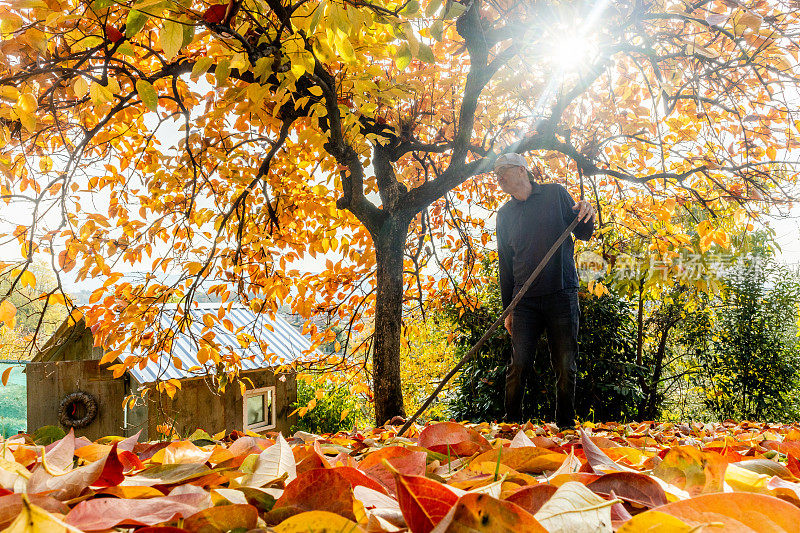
[27,304,303,440]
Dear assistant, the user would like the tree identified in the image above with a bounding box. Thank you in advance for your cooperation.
[1,0,799,423]
[694,252,800,421]
[0,261,67,358]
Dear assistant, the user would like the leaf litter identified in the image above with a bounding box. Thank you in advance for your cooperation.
[4,421,800,531]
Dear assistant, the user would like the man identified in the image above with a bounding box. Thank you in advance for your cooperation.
[494,153,595,428]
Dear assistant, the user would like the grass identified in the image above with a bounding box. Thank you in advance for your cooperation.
[0,363,27,437]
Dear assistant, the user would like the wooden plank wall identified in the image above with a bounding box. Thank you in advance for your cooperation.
[26,361,127,440]
[147,369,297,438]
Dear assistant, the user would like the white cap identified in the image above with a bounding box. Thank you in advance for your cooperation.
[493,153,528,171]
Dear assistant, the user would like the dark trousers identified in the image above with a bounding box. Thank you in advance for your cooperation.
[505,287,579,427]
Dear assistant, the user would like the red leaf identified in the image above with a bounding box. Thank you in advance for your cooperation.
[393,472,458,533]
[333,466,389,495]
[787,453,800,478]
[293,446,328,474]
[609,489,633,523]
[504,484,557,515]
[94,443,124,488]
[0,494,69,530]
[418,422,491,456]
[273,468,358,521]
[203,4,227,24]
[65,493,205,531]
[359,446,427,495]
[45,429,76,471]
[587,472,668,508]
[579,427,624,473]
[28,451,109,501]
[119,450,144,472]
[105,25,123,42]
[433,493,548,532]
[183,504,258,533]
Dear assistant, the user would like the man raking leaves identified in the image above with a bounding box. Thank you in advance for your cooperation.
[399,154,594,436]
[494,153,595,428]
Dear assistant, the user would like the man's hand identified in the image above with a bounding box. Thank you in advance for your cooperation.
[572,200,595,223]
[504,314,513,334]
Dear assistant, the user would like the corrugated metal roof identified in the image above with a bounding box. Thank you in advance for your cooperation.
[124,305,316,383]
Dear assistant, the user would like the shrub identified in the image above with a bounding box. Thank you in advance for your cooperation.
[693,256,800,421]
[447,278,645,423]
[291,377,362,434]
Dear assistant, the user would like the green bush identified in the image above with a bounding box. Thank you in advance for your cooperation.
[290,378,362,434]
[693,256,800,421]
[447,272,645,423]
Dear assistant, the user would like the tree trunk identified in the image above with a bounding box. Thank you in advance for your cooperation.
[372,216,408,425]
[641,321,673,420]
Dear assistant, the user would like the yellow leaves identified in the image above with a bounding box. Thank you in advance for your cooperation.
[767,145,777,161]
[19,269,36,289]
[6,90,38,131]
[587,281,609,298]
[246,82,269,105]
[0,10,24,38]
[39,156,53,173]
[125,9,149,38]
[46,293,67,306]
[136,80,158,112]
[733,11,762,36]
[616,511,695,532]
[328,3,350,35]
[17,92,36,113]
[191,57,214,80]
[723,463,770,493]
[158,378,182,399]
[215,58,231,86]
[272,511,362,533]
[160,19,184,60]
[0,85,19,102]
[395,42,412,70]
[72,77,88,98]
[696,220,730,252]
[89,81,114,105]
[249,298,263,313]
[283,36,316,77]
[335,34,355,63]
[185,261,204,275]
[0,299,17,328]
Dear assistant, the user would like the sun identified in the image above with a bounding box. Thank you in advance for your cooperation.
[547,29,597,72]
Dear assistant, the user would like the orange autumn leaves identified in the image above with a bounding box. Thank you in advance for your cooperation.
[4,422,800,531]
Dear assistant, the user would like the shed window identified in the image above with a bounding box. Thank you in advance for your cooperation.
[244,386,275,431]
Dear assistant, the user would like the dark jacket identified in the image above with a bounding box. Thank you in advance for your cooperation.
[497,182,594,308]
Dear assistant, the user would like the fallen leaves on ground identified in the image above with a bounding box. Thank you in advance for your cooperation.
[5,421,800,531]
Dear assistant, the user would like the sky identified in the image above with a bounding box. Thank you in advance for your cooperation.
[766,208,800,266]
